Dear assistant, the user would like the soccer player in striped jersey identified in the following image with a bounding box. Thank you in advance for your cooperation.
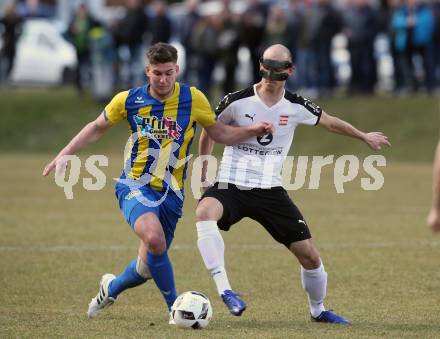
[42,43,273,323]
[196,44,390,323]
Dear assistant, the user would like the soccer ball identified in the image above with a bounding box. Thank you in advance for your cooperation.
[171,291,213,329]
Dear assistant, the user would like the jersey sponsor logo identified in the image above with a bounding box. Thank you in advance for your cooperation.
[245,113,256,122]
[279,115,289,126]
[134,114,182,140]
[237,143,282,155]
[257,133,273,146]
[119,139,190,207]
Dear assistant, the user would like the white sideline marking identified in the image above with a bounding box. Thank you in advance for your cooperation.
[0,241,438,252]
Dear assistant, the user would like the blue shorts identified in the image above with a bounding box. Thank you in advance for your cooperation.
[115,181,183,249]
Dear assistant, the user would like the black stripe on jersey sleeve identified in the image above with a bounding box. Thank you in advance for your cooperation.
[284,91,323,125]
[214,86,255,116]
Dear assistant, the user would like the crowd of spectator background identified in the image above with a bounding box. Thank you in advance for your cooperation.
[1,0,440,101]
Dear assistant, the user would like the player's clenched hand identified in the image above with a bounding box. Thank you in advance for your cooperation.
[364,132,391,150]
[263,121,274,134]
[249,121,274,136]
[427,208,440,233]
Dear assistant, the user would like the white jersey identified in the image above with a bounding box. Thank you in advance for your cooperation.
[215,84,322,188]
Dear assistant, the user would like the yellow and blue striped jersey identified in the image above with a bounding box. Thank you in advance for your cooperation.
[104,82,216,191]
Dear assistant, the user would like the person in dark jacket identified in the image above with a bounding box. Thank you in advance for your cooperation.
[67,3,99,93]
[150,0,172,45]
[312,0,343,95]
[180,0,201,84]
[114,0,148,87]
[0,1,22,80]
[240,0,267,84]
[431,0,440,88]
[345,0,379,94]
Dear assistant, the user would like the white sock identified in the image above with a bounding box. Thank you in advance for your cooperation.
[196,221,231,295]
[301,262,327,318]
[209,266,230,296]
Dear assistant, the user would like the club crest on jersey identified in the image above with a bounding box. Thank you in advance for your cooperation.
[279,115,289,126]
[134,114,182,140]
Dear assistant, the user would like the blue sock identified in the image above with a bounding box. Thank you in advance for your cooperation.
[147,251,177,311]
[108,259,147,298]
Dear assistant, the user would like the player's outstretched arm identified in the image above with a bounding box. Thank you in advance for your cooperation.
[318,111,391,150]
[204,120,274,146]
[427,140,440,232]
[42,112,111,176]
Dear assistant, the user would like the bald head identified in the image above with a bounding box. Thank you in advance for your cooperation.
[262,44,292,63]
[259,44,293,82]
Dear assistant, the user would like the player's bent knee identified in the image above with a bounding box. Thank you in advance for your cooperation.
[196,198,223,221]
[196,206,215,222]
[298,252,321,269]
[195,206,211,221]
[145,233,167,254]
[290,241,321,269]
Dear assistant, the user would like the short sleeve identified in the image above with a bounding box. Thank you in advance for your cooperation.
[295,97,322,126]
[190,87,216,127]
[214,94,235,124]
[103,91,129,125]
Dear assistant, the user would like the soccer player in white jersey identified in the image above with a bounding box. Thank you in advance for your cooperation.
[195,44,390,324]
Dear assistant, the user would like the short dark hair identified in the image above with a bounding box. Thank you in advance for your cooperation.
[147,43,178,64]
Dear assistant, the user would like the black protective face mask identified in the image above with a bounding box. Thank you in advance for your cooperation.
[259,58,292,81]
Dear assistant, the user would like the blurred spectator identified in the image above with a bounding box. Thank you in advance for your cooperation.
[392,0,435,93]
[0,1,22,81]
[17,0,53,18]
[312,0,343,95]
[262,5,290,49]
[385,0,406,92]
[217,1,240,95]
[345,0,379,94]
[294,0,322,96]
[432,0,440,89]
[67,3,99,94]
[286,0,303,61]
[113,0,148,88]
[192,1,241,98]
[286,0,304,90]
[240,0,267,84]
[262,5,293,91]
[150,0,172,44]
[180,0,201,85]
[89,25,116,102]
[192,15,220,97]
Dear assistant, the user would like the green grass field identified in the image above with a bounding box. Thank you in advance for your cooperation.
[0,88,439,338]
